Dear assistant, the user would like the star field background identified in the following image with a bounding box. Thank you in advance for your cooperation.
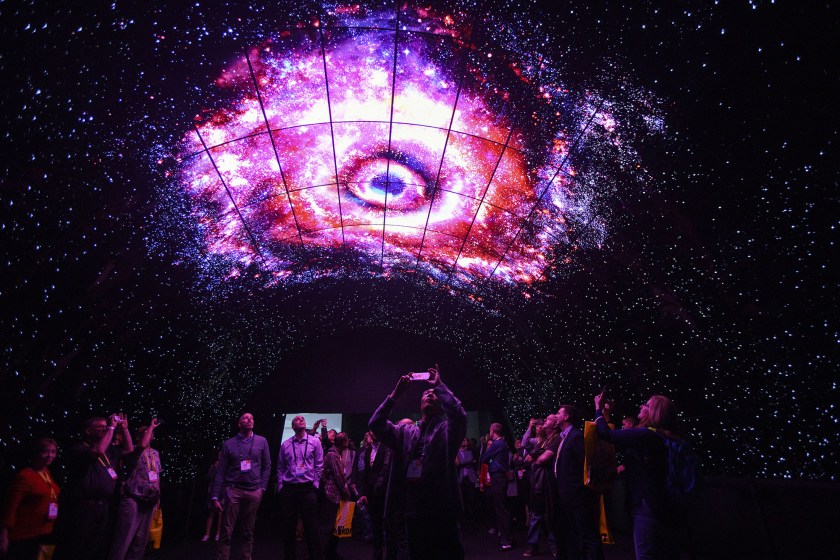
[1,0,837,482]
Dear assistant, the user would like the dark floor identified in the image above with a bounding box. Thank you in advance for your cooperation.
[147,476,840,560]
[153,522,652,560]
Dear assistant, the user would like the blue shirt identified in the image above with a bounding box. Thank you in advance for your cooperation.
[276,433,324,490]
[210,433,271,499]
[480,438,510,473]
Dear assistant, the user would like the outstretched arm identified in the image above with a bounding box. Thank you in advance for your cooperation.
[522,419,540,451]
[369,375,411,448]
[91,414,120,456]
[136,418,160,450]
[119,414,135,454]
[594,410,655,449]
[313,439,324,489]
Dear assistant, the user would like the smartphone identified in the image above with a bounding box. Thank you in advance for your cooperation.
[409,371,430,381]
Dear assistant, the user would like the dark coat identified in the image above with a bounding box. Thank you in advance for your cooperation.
[359,443,392,498]
[551,426,587,508]
[369,382,467,519]
[594,414,669,512]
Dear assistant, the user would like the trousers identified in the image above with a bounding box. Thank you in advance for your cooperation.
[489,472,512,546]
[107,496,156,560]
[216,486,263,560]
[280,483,320,560]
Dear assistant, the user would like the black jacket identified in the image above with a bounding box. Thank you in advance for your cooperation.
[359,443,392,498]
[550,426,587,508]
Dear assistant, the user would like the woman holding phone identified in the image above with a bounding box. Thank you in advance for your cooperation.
[593,392,680,560]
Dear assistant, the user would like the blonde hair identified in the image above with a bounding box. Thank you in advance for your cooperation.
[646,395,677,432]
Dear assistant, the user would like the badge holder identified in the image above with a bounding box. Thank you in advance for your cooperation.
[406,459,423,481]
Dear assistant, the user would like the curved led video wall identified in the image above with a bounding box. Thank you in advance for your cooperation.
[171,3,662,291]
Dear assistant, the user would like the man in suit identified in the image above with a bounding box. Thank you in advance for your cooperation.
[551,405,603,560]
[357,431,394,560]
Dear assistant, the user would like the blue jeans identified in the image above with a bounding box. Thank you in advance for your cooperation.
[632,499,678,560]
[107,497,157,560]
[526,511,556,552]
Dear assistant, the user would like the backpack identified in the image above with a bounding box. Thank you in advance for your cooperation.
[656,432,701,507]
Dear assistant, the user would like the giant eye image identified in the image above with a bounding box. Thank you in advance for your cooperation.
[172,3,659,290]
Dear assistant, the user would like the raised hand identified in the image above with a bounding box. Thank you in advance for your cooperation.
[425,364,441,387]
[390,374,412,400]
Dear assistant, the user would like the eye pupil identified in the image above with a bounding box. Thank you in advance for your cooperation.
[370,173,407,196]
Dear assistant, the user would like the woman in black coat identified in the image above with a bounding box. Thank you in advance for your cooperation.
[593,394,679,560]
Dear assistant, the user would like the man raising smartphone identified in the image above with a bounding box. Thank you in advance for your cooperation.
[368,365,467,560]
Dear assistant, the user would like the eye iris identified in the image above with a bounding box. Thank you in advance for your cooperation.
[369,173,407,196]
[346,159,428,210]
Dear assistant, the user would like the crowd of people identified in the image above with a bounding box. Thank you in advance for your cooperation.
[0,414,162,560]
[1,365,691,560]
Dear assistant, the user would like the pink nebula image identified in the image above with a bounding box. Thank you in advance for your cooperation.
[173,6,628,289]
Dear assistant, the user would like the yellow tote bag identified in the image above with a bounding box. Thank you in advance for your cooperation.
[598,494,614,544]
[333,500,355,538]
[148,507,163,549]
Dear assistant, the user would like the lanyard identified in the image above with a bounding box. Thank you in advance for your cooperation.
[143,449,156,472]
[540,433,558,452]
[291,437,309,465]
[37,470,57,501]
[413,422,431,459]
[237,436,255,461]
[83,441,111,468]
